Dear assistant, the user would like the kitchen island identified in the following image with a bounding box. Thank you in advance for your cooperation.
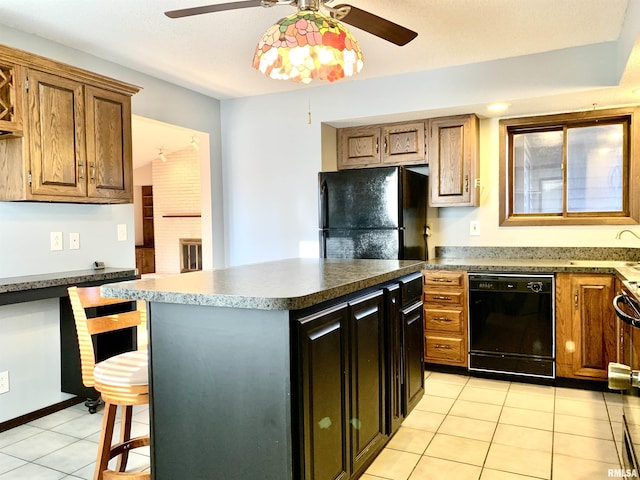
[101,258,425,480]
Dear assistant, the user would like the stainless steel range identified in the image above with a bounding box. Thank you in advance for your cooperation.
[609,290,640,474]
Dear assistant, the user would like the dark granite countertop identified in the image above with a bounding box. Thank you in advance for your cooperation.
[423,257,640,275]
[100,258,424,311]
[0,268,137,294]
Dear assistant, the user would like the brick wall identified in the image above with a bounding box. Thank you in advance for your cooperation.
[152,147,201,274]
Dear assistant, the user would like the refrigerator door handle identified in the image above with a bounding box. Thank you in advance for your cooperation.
[319,179,328,229]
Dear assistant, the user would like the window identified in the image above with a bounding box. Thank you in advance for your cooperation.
[499,107,639,226]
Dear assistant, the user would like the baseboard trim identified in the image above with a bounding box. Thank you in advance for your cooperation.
[0,397,85,433]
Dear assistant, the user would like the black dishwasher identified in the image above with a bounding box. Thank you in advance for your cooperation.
[468,273,555,379]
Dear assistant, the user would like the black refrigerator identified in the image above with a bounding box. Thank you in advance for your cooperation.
[318,166,428,260]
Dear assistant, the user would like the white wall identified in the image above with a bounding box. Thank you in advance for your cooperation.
[220,40,636,266]
[0,300,67,422]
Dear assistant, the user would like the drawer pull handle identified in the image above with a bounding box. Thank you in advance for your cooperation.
[433,295,452,301]
[434,344,452,349]
[433,317,453,322]
[431,278,454,283]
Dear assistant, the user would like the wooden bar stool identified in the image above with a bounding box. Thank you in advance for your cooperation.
[68,286,150,480]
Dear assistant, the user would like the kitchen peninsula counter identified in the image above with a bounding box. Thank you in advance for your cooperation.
[100,258,424,480]
[101,258,424,309]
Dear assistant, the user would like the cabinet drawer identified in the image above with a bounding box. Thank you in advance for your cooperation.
[423,291,463,307]
[423,271,464,288]
[424,308,463,334]
[425,336,464,363]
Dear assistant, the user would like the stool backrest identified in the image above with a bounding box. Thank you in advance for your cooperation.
[67,286,144,388]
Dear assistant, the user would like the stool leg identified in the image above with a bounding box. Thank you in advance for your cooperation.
[94,403,118,480]
[116,405,134,472]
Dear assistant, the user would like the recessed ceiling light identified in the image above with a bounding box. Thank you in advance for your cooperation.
[487,102,511,112]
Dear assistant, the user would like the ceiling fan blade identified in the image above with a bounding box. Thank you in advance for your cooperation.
[165,0,263,19]
[331,4,418,46]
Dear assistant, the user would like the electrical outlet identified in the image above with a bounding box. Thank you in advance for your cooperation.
[50,232,63,251]
[117,224,127,241]
[0,371,9,394]
[470,221,480,236]
[69,232,80,250]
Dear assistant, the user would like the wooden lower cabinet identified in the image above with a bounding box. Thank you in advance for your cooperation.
[295,275,424,480]
[135,246,155,276]
[297,303,349,480]
[297,291,386,480]
[348,292,387,477]
[422,270,468,367]
[386,281,425,436]
[556,273,616,380]
[402,300,425,415]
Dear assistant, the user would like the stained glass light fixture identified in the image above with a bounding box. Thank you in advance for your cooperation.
[253,4,364,84]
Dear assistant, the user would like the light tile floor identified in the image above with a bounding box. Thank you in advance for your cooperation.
[0,402,150,479]
[364,370,624,480]
[0,370,625,479]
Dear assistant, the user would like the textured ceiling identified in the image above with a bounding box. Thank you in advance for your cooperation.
[0,0,629,99]
[0,0,633,164]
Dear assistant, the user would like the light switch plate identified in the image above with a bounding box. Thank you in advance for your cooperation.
[470,221,480,236]
[69,232,80,250]
[117,224,127,241]
[0,371,9,394]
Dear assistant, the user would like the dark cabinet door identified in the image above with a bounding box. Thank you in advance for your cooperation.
[297,303,350,480]
[386,285,403,435]
[348,291,387,477]
[402,301,425,414]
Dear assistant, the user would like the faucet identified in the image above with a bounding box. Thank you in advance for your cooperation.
[615,229,640,240]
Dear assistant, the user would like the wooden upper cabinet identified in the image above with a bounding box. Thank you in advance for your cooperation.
[0,44,139,204]
[0,61,24,136]
[428,114,479,207]
[381,122,425,165]
[337,121,426,169]
[28,70,87,198]
[338,125,381,168]
[85,85,132,201]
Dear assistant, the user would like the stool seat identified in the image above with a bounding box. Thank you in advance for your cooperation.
[94,350,148,387]
[68,286,151,480]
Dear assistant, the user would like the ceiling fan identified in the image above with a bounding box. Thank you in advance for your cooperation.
[164,0,418,47]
